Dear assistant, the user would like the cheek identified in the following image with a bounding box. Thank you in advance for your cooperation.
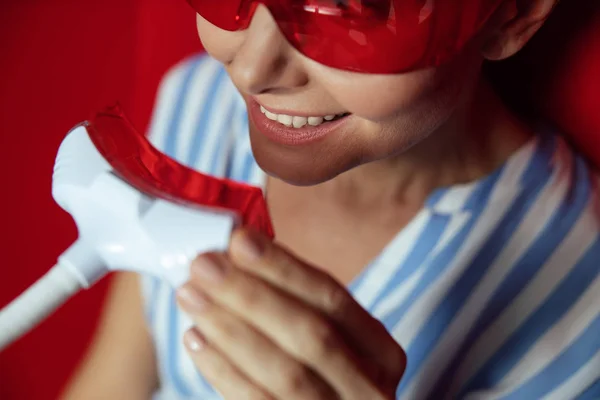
[317,54,481,150]
[318,64,472,123]
[308,55,482,163]
[324,69,440,120]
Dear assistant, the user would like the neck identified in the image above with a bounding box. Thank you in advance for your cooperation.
[315,79,534,209]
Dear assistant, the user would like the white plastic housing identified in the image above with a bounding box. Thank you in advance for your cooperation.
[52,124,237,288]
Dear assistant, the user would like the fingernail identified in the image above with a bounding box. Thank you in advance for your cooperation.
[233,229,264,262]
[184,329,205,353]
[192,255,225,283]
[177,285,207,312]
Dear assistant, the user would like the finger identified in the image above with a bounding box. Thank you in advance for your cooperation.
[183,329,274,400]
[229,228,406,380]
[177,285,337,400]
[187,253,384,400]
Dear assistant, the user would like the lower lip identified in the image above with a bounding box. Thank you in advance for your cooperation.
[248,99,350,146]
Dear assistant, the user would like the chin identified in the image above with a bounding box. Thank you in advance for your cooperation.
[253,148,351,186]
[248,127,359,186]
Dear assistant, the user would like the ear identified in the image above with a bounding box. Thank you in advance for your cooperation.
[482,0,559,61]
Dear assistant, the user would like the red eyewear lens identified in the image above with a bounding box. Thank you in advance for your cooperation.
[186,0,503,74]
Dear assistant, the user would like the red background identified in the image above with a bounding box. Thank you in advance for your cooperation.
[0,1,598,399]
[0,1,202,398]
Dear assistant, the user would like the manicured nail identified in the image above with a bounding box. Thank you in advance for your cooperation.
[233,229,264,262]
[176,285,207,312]
[192,255,225,283]
[184,329,205,353]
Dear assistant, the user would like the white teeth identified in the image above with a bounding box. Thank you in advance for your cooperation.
[277,114,293,127]
[292,116,308,128]
[308,116,324,126]
[259,105,344,128]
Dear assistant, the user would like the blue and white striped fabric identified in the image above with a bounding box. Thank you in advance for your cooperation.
[141,53,600,400]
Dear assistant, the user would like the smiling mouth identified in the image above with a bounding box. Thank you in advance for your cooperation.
[259,105,350,128]
[249,99,352,146]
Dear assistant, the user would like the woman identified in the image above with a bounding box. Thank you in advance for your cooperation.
[62,1,600,399]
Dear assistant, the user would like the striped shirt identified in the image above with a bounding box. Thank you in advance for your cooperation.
[141,53,600,400]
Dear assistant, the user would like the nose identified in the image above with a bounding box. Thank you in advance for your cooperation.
[228,5,308,95]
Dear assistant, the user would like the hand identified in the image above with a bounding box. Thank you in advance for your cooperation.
[176,228,406,400]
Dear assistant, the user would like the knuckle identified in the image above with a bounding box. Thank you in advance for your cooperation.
[322,284,351,315]
[263,243,303,277]
[275,255,297,281]
[248,392,273,400]
[211,314,242,343]
[237,279,263,309]
[375,324,407,379]
[392,346,407,377]
[281,364,333,400]
[304,317,339,359]
[260,242,280,266]
[282,364,312,394]
[202,355,228,381]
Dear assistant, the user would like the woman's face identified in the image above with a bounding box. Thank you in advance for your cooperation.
[196,6,485,186]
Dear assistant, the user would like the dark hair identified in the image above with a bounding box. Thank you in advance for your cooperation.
[484,0,598,119]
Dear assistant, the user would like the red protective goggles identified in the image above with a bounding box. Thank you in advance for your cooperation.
[186,0,503,74]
